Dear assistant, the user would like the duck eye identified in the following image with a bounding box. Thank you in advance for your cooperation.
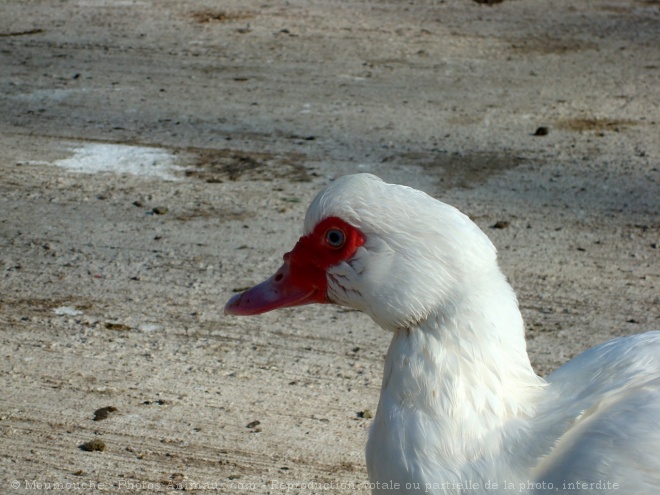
[325,228,345,248]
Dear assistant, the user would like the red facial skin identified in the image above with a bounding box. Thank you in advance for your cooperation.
[224,217,365,316]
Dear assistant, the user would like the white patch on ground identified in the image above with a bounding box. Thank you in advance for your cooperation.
[138,322,163,332]
[50,143,182,180]
[12,88,87,102]
[53,306,83,316]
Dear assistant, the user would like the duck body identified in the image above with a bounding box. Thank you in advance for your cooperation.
[367,327,660,495]
[225,174,660,494]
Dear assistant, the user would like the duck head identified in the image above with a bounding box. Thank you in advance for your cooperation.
[224,173,497,331]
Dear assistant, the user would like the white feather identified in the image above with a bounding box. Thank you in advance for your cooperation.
[305,174,660,495]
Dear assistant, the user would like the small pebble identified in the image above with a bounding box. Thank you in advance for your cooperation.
[93,406,118,421]
[105,322,131,331]
[490,221,510,229]
[80,439,106,452]
[358,409,373,419]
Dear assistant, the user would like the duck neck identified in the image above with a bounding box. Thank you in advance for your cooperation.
[370,268,546,479]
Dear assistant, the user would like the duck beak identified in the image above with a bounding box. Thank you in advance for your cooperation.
[224,260,324,316]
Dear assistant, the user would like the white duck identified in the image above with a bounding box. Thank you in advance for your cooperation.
[225,173,660,494]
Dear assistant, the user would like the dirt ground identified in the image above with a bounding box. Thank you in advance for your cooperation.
[0,0,658,493]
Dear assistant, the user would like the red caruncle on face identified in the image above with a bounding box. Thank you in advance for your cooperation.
[224,216,365,315]
[284,216,366,298]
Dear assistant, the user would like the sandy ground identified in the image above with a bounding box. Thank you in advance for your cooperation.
[1,0,658,493]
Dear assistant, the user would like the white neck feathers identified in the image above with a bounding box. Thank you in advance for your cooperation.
[367,267,546,490]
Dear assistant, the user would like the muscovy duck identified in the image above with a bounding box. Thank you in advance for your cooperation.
[225,173,660,494]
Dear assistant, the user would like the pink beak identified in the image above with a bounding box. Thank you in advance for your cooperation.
[224,261,323,316]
